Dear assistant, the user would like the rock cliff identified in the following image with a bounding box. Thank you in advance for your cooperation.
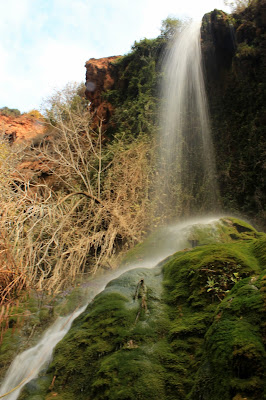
[201,1,266,227]
[83,2,266,226]
[85,56,120,129]
[0,113,55,184]
[0,114,45,143]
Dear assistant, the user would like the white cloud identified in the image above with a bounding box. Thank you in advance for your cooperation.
[0,0,230,112]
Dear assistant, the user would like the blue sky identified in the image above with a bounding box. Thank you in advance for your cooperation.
[0,0,229,113]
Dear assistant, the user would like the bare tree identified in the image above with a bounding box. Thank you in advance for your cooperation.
[0,83,153,297]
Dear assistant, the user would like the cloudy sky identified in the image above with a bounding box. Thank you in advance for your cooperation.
[0,0,229,113]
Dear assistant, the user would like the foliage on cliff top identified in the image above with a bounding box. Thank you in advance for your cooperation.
[0,107,21,117]
[104,17,184,140]
[224,0,254,13]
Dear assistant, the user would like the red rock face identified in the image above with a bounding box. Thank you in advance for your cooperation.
[0,114,55,186]
[14,157,54,184]
[85,56,120,129]
[0,114,45,143]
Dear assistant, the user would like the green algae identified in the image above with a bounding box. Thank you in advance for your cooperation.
[18,218,265,399]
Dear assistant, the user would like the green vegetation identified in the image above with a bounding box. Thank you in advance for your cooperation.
[104,17,186,141]
[1,6,266,398]
[0,106,21,117]
[104,38,161,139]
[224,0,253,13]
[18,218,266,400]
[160,16,184,39]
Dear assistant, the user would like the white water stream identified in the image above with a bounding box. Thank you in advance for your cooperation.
[0,217,220,399]
[158,21,219,218]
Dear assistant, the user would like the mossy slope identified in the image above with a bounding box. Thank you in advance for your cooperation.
[19,218,265,400]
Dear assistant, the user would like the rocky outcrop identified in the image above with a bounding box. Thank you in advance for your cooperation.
[0,114,45,144]
[0,114,55,184]
[201,10,236,78]
[85,56,120,129]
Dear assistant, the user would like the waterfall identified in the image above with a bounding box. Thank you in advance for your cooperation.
[0,21,221,400]
[157,21,219,221]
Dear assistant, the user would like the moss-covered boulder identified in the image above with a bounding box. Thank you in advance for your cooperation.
[18,218,265,399]
[163,235,265,400]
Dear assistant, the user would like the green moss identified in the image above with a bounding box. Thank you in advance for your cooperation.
[19,266,170,399]
[122,217,261,268]
[0,294,44,378]
[18,219,265,399]
[163,235,261,308]
[252,235,266,267]
[190,273,265,400]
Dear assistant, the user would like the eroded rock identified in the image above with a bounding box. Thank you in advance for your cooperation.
[85,56,121,129]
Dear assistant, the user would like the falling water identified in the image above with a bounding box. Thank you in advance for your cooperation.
[0,217,221,399]
[157,21,219,220]
[0,308,86,400]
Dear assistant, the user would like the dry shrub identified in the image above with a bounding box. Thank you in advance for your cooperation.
[0,84,154,297]
[103,139,151,245]
[0,231,28,343]
[0,237,27,305]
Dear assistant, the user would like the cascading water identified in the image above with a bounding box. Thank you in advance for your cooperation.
[0,217,220,399]
[157,21,219,220]
[0,308,86,400]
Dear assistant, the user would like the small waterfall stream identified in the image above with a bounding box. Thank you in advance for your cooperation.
[0,309,86,400]
[0,217,219,399]
[157,21,219,219]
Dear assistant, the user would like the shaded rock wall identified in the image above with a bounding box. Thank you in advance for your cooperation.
[201,1,266,228]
